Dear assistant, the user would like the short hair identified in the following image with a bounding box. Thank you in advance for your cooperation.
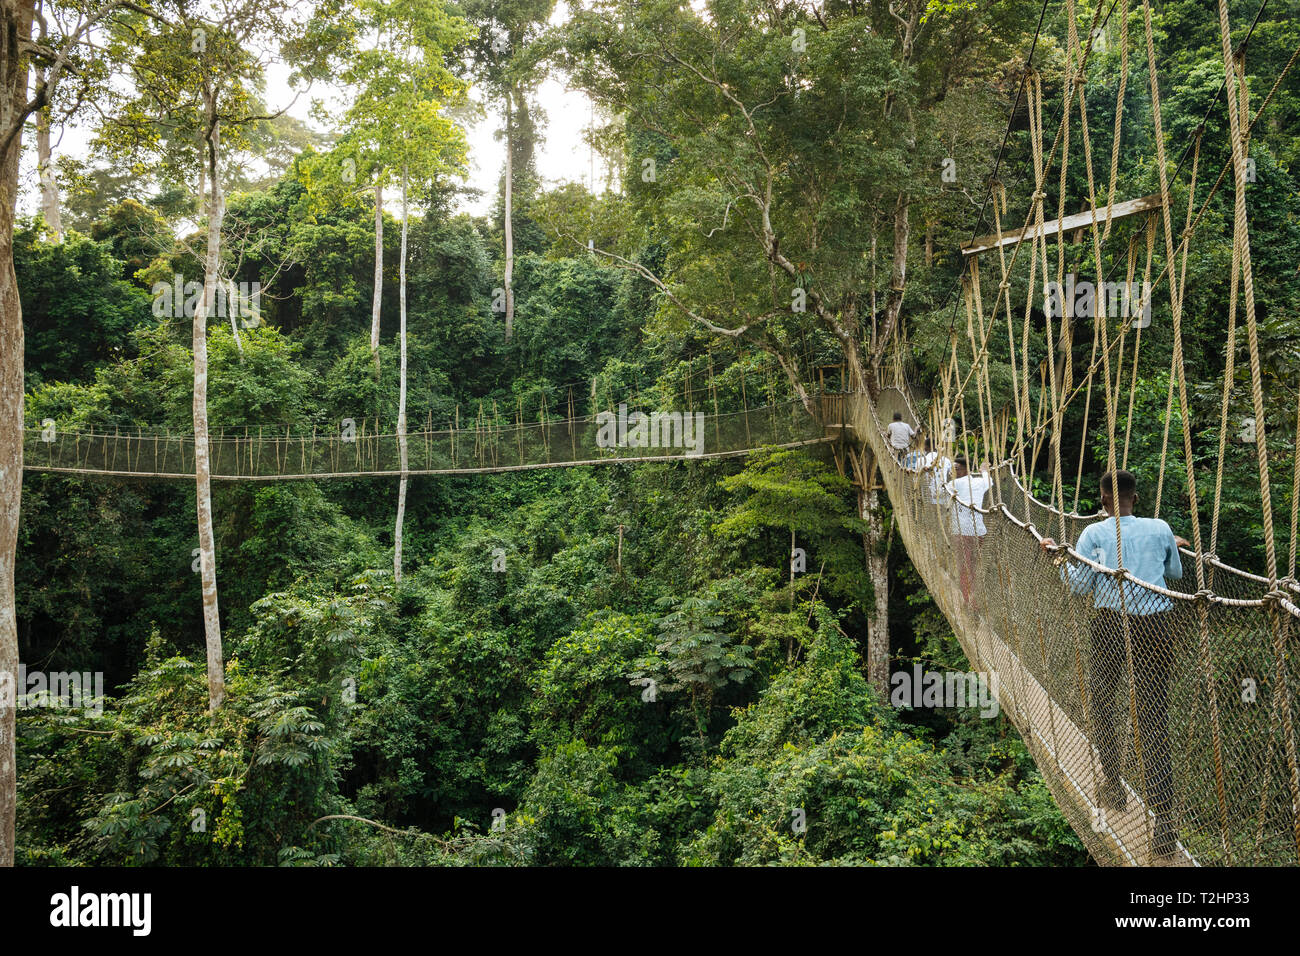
[924,437,933,451]
[892,411,903,421]
[1100,470,1137,498]
[953,456,969,469]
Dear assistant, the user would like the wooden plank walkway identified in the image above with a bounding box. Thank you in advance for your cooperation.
[921,561,1197,866]
[20,435,836,480]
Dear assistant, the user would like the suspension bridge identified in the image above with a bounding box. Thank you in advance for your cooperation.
[19,0,1300,867]
[848,0,1300,867]
[20,398,834,479]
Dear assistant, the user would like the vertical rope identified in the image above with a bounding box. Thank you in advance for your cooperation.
[1290,388,1300,582]
[1211,0,1300,861]
[1122,217,1157,470]
[1145,0,1233,858]
[1101,0,1130,243]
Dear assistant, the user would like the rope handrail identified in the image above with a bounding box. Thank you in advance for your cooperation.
[874,385,1291,605]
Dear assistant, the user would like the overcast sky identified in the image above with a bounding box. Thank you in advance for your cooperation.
[20,0,611,222]
[456,1,615,215]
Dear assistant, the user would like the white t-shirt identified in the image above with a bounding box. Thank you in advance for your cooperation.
[923,452,951,503]
[945,470,992,536]
[886,420,916,450]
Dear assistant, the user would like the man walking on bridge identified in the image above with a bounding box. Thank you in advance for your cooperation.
[1040,470,1189,860]
[886,411,916,462]
[945,456,991,608]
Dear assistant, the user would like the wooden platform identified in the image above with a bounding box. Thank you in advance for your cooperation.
[962,194,1164,257]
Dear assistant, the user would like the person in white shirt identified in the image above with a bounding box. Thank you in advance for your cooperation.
[944,456,992,607]
[918,439,951,504]
[886,412,916,461]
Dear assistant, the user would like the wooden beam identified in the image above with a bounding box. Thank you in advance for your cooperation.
[961,194,1163,257]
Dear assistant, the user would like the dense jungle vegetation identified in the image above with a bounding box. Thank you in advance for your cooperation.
[5,0,1298,866]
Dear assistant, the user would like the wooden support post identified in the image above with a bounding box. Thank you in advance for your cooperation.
[741,373,751,447]
[569,386,577,462]
[492,399,500,468]
[539,393,548,463]
[962,194,1164,257]
[709,353,720,450]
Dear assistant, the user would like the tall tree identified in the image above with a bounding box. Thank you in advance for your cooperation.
[459,0,554,341]
[0,0,38,876]
[335,0,468,581]
[100,0,347,711]
[0,0,137,871]
[559,0,1035,693]
[328,0,468,383]
[25,0,118,238]
[33,67,59,235]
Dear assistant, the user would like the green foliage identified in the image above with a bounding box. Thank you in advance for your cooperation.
[716,448,871,607]
[636,597,753,698]
[88,199,175,284]
[683,618,1086,865]
[15,221,154,386]
[530,611,659,756]
[19,638,338,866]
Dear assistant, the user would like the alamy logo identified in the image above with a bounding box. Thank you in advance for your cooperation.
[49,886,151,936]
[1043,275,1151,327]
[151,274,261,324]
[595,404,705,456]
[890,665,1000,717]
[0,665,104,715]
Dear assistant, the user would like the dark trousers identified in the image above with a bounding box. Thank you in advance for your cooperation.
[1088,609,1175,824]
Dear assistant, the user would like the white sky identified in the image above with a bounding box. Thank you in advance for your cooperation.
[20,0,611,222]
[448,1,615,215]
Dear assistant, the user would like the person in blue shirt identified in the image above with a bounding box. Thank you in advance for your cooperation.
[1040,469,1189,860]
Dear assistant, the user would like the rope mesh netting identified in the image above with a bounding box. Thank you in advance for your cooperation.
[21,400,833,479]
[860,387,1300,867]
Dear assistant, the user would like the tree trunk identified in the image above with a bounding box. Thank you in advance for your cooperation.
[371,177,383,377]
[502,88,514,341]
[861,459,890,697]
[226,276,243,354]
[874,191,910,374]
[33,67,58,239]
[394,166,409,583]
[195,130,205,216]
[789,526,796,610]
[0,0,35,870]
[194,100,225,712]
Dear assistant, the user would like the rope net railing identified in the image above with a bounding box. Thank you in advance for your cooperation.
[859,386,1300,867]
[21,399,840,479]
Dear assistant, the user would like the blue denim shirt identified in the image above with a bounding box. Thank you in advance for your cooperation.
[1062,515,1183,614]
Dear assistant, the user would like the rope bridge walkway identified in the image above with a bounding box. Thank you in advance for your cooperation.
[860,386,1300,868]
[857,0,1300,866]
[20,399,836,479]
